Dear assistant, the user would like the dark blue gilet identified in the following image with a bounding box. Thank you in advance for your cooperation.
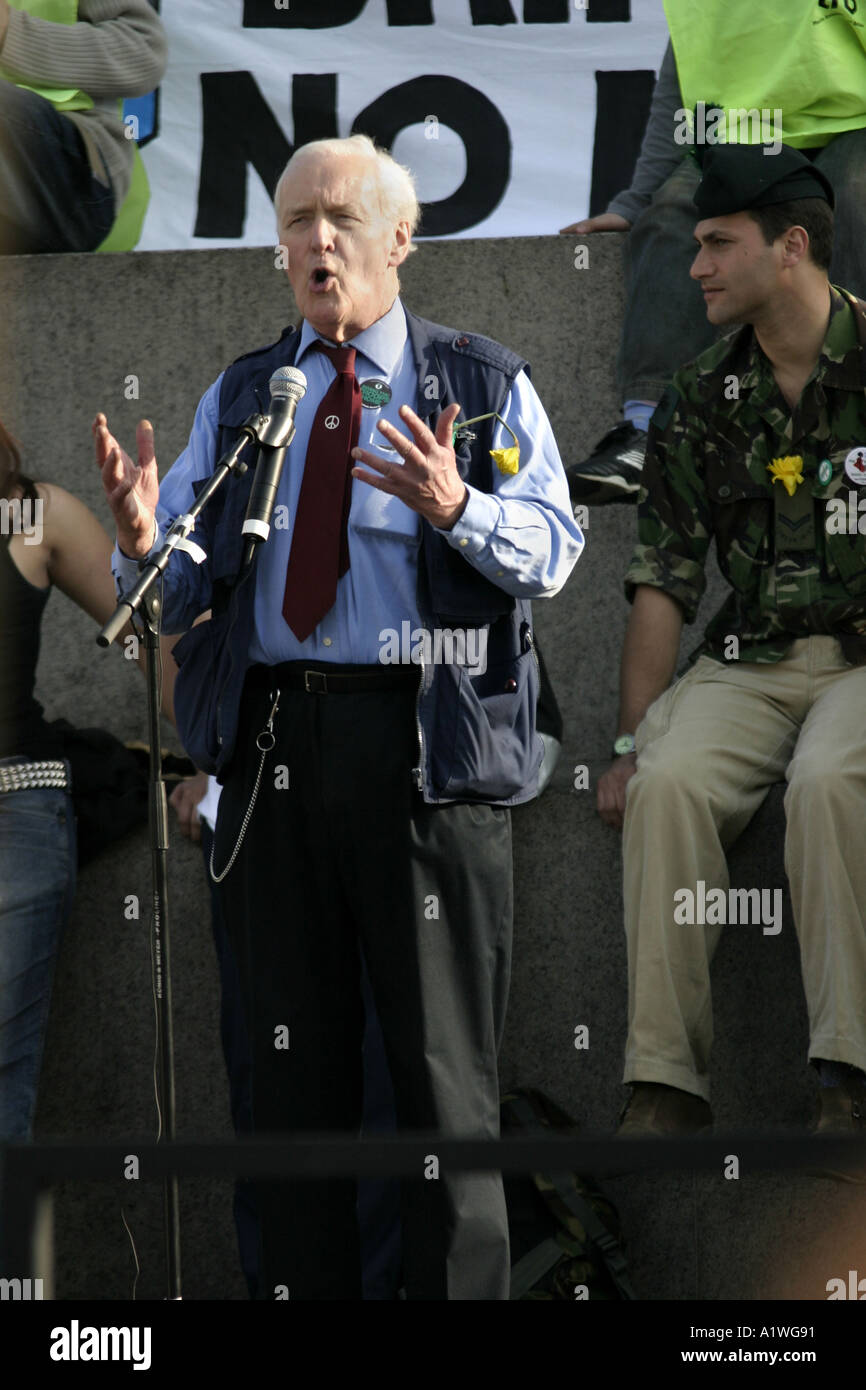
[171,308,542,804]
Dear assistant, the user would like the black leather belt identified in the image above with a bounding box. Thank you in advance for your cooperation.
[268,663,420,694]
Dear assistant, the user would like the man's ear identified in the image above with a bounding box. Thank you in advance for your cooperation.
[780,225,810,268]
[389,219,412,268]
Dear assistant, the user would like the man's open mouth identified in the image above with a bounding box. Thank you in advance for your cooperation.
[312,268,335,288]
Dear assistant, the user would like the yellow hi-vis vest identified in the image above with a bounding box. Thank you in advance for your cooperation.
[7,0,150,249]
[664,0,866,150]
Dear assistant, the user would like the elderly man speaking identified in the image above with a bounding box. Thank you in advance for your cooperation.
[96,135,582,1301]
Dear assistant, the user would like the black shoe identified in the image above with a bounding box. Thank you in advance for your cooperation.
[566,422,646,506]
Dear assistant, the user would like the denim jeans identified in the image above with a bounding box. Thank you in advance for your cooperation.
[0,80,115,255]
[0,771,76,1141]
[617,129,866,402]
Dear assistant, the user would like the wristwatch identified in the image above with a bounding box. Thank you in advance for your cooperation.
[612,733,636,758]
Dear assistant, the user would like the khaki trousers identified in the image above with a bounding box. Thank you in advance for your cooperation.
[622,636,866,1102]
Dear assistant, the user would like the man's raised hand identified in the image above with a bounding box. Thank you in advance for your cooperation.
[351,402,468,531]
[93,413,159,559]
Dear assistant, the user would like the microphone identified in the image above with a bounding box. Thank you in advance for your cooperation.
[241,366,306,566]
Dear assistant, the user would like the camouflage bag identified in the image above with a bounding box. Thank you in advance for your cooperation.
[501,1088,636,1300]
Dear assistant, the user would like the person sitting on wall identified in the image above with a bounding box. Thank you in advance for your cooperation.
[596,144,866,1165]
[0,0,166,254]
[560,0,866,505]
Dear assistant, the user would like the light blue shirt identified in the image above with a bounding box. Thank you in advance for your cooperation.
[113,298,583,661]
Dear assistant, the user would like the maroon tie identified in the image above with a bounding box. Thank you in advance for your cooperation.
[282,341,362,641]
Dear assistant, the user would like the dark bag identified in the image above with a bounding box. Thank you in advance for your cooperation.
[500,1088,636,1300]
[51,722,196,867]
[47,720,150,867]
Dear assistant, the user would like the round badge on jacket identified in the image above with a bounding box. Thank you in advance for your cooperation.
[360,379,392,408]
[844,447,866,485]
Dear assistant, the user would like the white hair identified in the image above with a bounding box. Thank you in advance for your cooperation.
[274,135,420,247]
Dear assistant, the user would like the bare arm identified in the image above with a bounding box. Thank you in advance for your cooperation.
[42,482,127,624]
[41,483,175,721]
[617,584,683,736]
[597,585,683,830]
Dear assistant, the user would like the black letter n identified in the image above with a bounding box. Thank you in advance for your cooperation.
[195,72,293,238]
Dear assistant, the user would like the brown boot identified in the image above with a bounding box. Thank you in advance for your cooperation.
[811,1080,866,1183]
[617,1082,712,1137]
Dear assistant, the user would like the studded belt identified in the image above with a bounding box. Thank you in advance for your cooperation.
[0,760,69,793]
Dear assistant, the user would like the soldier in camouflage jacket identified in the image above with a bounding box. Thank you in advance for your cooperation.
[598,144,866,1157]
[626,283,866,664]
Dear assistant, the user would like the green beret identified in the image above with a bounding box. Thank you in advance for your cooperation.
[694,142,835,218]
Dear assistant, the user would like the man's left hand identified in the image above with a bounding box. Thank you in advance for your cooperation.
[351,402,468,530]
[169,772,208,844]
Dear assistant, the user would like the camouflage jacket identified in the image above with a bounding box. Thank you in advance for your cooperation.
[624,286,866,663]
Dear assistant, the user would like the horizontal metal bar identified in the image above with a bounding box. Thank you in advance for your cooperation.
[1,1131,864,1182]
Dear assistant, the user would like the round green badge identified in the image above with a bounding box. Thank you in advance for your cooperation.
[360,379,392,408]
[818,458,833,486]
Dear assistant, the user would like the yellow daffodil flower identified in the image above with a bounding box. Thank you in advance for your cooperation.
[490,445,520,475]
[451,412,521,474]
[767,455,805,498]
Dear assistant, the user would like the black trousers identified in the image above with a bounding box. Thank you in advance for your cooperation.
[213,664,513,1300]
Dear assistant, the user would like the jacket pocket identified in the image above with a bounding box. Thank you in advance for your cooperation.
[705,459,773,592]
[172,615,230,775]
[442,639,541,802]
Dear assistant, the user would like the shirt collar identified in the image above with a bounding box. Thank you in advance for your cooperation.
[297,297,407,378]
[736,285,863,396]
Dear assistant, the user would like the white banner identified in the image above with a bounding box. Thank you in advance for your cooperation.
[137,0,669,251]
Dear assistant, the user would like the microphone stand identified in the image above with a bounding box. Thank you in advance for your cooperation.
[97,414,266,1302]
